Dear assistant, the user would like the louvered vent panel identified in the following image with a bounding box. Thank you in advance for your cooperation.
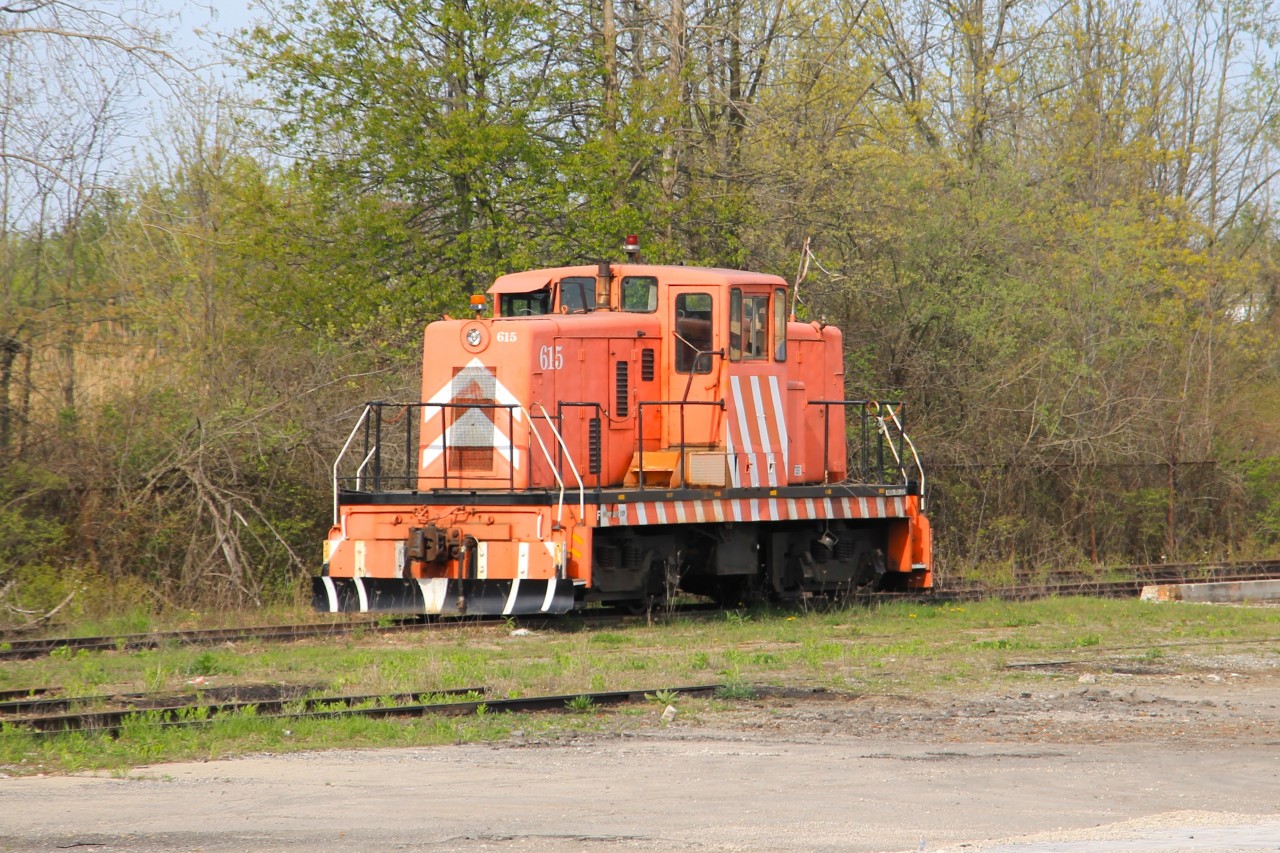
[641,348,655,381]
[615,361,630,418]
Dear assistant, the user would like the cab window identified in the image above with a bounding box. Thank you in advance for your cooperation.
[773,287,787,361]
[559,276,596,313]
[622,276,658,312]
[674,293,713,374]
[729,288,769,361]
[729,289,742,361]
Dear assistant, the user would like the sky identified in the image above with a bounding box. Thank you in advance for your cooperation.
[117,0,262,174]
[160,0,257,60]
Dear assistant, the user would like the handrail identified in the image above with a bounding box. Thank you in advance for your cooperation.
[881,403,926,508]
[869,403,906,475]
[333,404,373,524]
[811,398,925,494]
[521,405,566,522]
[532,402,585,521]
[635,399,726,489]
[812,399,870,485]
[354,446,378,492]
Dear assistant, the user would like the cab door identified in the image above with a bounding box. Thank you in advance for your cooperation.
[724,286,790,488]
[667,288,721,449]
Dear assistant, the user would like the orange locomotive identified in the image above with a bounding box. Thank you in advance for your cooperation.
[316,249,932,615]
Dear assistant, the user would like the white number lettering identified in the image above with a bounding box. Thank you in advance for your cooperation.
[495,331,517,343]
[538,345,565,371]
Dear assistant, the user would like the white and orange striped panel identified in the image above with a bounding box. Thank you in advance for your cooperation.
[596,494,912,528]
[725,374,790,488]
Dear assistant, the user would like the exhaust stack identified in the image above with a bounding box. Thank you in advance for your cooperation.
[595,260,615,311]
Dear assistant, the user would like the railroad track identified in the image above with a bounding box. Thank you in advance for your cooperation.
[5,560,1278,663]
[0,616,479,662]
[0,605,715,662]
[940,565,1280,602]
[0,683,724,735]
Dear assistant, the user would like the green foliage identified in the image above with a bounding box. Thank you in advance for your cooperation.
[1236,457,1280,547]
[714,682,757,701]
[0,464,70,615]
[564,694,595,713]
[237,0,573,346]
[185,652,231,678]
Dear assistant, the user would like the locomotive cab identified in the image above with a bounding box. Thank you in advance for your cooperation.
[316,258,932,616]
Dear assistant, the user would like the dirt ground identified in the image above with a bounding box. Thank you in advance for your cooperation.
[3,653,1279,852]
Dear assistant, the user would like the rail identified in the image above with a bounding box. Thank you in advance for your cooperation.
[3,684,725,735]
[811,399,925,495]
[333,404,373,524]
[530,402,585,521]
[878,402,926,508]
[635,399,728,490]
[334,401,593,500]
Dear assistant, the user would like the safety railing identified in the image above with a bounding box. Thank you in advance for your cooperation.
[634,399,727,490]
[332,404,373,524]
[333,401,516,496]
[332,401,589,513]
[811,399,925,499]
[526,402,585,523]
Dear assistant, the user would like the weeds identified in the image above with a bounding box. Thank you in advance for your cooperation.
[565,695,595,713]
[185,651,227,677]
[646,689,680,705]
[589,632,630,646]
[714,682,756,701]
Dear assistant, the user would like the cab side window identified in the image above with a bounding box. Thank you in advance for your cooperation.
[559,276,596,313]
[773,287,787,361]
[729,289,743,361]
[622,276,658,312]
[675,293,713,374]
[729,289,769,361]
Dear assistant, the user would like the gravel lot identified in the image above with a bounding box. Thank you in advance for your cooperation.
[2,654,1278,852]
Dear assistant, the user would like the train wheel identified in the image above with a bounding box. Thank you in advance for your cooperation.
[852,542,888,590]
[615,551,675,615]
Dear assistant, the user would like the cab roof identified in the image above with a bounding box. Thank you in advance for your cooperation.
[488,264,788,295]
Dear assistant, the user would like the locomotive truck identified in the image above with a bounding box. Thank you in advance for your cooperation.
[315,246,932,615]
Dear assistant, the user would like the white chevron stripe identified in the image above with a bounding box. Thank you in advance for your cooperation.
[541,580,558,612]
[354,576,369,612]
[502,578,521,615]
[769,375,789,475]
[750,375,776,487]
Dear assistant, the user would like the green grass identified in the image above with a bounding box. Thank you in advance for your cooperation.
[2,597,1276,775]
